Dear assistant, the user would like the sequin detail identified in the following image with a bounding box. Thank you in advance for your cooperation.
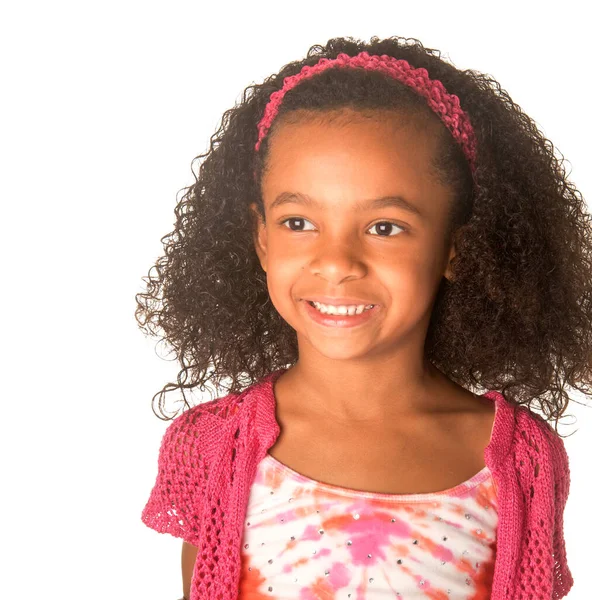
[238,452,499,598]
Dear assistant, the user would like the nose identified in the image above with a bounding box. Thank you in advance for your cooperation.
[309,239,368,284]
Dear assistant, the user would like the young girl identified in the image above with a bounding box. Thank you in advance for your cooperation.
[137,35,591,600]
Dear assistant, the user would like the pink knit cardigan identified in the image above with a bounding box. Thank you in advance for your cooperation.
[141,368,574,599]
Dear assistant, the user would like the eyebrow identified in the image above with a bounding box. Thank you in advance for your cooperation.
[269,192,423,217]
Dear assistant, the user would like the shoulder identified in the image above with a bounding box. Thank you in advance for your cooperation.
[161,375,270,446]
[489,390,568,460]
[511,402,571,495]
[161,391,244,447]
[148,392,245,484]
[158,369,284,462]
[168,391,242,429]
[485,391,570,482]
[513,403,569,462]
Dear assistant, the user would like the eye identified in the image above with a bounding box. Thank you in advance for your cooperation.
[368,221,407,237]
[279,217,407,236]
[279,217,315,232]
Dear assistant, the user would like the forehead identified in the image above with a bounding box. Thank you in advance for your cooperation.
[261,109,447,204]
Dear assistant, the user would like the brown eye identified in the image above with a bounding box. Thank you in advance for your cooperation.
[279,217,314,231]
[368,221,407,236]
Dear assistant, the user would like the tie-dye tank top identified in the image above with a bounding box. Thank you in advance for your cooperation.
[238,447,499,599]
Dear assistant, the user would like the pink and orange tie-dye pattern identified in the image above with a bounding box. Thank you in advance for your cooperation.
[239,453,498,599]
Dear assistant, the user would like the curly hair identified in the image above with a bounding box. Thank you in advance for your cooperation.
[135,35,592,435]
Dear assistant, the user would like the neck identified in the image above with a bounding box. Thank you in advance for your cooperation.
[276,354,462,425]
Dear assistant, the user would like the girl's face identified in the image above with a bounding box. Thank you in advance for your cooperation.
[251,109,458,362]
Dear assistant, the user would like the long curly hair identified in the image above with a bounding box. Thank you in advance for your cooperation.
[135,35,592,435]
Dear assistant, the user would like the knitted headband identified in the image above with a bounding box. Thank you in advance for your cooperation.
[254,51,478,175]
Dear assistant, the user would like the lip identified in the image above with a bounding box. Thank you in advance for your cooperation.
[300,296,379,307]
[302,298,380,328]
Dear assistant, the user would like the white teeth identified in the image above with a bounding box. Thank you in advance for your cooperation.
[310,301,374,315]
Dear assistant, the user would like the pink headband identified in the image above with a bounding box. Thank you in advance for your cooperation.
[254,51,478,174]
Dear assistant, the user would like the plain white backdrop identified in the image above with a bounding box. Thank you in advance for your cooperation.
[1,1,590,598]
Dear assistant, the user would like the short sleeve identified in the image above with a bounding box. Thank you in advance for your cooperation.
[549,430,574,598]
[141,409,205,547]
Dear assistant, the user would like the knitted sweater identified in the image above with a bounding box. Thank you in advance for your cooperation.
[141,368,574,599]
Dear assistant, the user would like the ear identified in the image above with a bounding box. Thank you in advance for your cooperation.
[249,202,268,273]
[443,239,456,283]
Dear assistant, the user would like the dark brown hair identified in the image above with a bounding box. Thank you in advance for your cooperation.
[135,35,592,435]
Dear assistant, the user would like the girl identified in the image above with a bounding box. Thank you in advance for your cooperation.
[137,35,590,600]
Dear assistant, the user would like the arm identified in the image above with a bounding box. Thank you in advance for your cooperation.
[182,541,199,600]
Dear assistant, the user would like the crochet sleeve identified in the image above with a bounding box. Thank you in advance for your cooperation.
[141,408,206,547]
[549,429,574,597]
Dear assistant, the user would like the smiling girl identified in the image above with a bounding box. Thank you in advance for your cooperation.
[137,36,590,600]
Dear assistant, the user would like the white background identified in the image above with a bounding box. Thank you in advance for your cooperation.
[1,1,590,598]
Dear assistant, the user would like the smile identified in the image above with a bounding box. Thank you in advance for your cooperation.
[302,299,380,328]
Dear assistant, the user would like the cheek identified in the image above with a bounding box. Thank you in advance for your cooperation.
[376,252,441,297]
[266,239,304,280]
[265,261,298,308]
